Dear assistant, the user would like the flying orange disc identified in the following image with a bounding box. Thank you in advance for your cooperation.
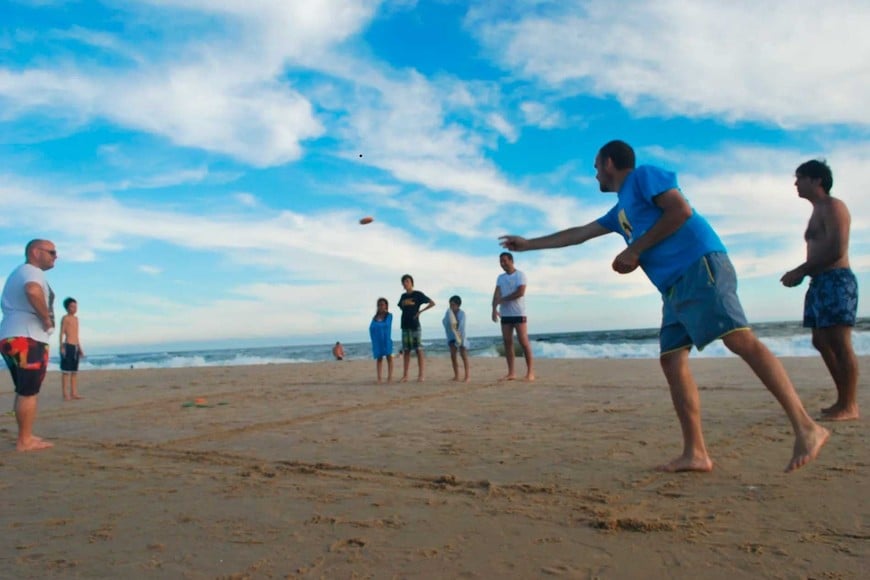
[359,216,374,225]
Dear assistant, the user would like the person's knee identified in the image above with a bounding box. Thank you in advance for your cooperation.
[722,329,758,356]
[659,348,688,376]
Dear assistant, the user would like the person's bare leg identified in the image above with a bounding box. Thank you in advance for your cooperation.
[387,356,394,383]
[417,348,425,382]
[815,327,859,420]
[515,322,535,381]
[657,348,713,472]
[376,357,384,383]
[723,330,829,472]
[401,350,410,382]
[61,373,70,401]
[500,324,516,380]
[449,344,460,381]
[70,373,83,399]
[15,394,53,452]
[460,347,470,382]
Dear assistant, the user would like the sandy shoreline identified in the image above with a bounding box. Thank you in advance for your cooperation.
[1,357,867,578]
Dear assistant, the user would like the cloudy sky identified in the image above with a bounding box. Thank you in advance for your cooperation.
[2,0,868,352]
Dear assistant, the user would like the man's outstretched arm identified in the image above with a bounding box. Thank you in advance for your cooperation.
[499,221,610,252]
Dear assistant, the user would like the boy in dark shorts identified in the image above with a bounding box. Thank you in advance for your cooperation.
[60,297,85,400]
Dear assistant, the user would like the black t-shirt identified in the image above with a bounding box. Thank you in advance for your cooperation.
[398,290,431,330]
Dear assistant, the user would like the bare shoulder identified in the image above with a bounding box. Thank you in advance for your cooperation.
[825,197,851,224]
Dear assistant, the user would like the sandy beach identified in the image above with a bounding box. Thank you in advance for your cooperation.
[1,356,867,579]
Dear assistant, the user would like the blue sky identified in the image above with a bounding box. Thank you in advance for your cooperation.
[1,0,867,352]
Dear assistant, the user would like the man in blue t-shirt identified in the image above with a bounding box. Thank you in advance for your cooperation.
[500,140,829,474]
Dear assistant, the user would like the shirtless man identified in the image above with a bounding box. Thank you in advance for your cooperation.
[492,252,535,381]
[501,140,828,473]
[0,239,57,451]
[60,297,86,400]
[332,341,345,361]
[781,159,859,421]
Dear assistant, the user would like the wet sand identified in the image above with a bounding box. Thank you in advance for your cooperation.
[1,357,867,578]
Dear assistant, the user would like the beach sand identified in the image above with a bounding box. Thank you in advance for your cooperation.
[1,356,867,579]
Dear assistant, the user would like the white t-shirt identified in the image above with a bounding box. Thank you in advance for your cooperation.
[0,263,55,343]
[496,269,528,317]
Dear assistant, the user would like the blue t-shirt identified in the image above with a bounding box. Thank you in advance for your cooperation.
[596,165,726,293]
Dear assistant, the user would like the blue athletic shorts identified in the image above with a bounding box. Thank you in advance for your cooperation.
[660,252,749,353]
[803,268,858,328]
[402,328,422,351]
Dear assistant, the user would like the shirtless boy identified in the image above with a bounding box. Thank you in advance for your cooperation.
[60,297,85,400]
[781,159,859,421]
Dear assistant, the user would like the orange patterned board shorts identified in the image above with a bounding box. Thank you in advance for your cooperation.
[1,337,49,396]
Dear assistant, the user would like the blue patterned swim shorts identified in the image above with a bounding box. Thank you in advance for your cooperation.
[803,268,858,328]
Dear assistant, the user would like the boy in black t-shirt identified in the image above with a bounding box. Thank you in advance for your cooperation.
[397,274,435,382]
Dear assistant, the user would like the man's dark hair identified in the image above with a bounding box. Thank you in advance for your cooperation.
[449,295,462,306]
[598,140,636,170]
[499,251,514,261]
[796,159,833,194]
[401,274,414,285]
[63,297,77,311]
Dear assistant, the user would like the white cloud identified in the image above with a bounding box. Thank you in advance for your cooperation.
[233,192,258,207]
[0,0,385,165]
[473,0,870,126]
[138,265,163,275]
[520,101,563,129]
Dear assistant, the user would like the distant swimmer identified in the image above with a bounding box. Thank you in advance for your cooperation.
[332,341,345,361]
[500,140,829,473]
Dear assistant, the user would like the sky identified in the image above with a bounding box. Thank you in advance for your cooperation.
[1,0,868,353]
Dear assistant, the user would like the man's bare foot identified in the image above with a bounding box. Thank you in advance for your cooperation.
[499,374,516,381]
[524,373,536,382]
[72,395,84,400]
[400,376,409,383]
[451,376,460,382]
[820,403,839,414]
[63,397,72,402]
[417,376,425,383]
[819,407,859,422]
[17,438,54,452]
[463,377,470,383]
[656,454,714,473]
[785,424,830,473]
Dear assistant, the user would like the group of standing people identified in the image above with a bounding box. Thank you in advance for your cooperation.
[360,141,856,473]
[0,239,85,452]
[367,259,538,384]
[1,141,858,474]
[368,274,464,384]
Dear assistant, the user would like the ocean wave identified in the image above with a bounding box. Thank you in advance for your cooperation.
[44,323,870,370]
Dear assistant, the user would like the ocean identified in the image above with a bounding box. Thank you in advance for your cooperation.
[56,318,870,372]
